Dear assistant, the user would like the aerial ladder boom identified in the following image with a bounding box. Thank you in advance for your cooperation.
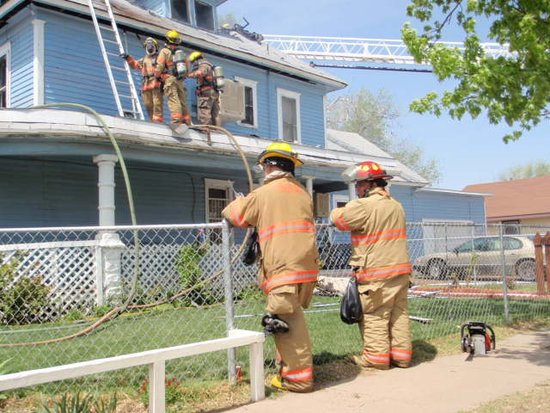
[262,35,512,69]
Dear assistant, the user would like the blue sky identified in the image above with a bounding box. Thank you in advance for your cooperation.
[218,0,549,190]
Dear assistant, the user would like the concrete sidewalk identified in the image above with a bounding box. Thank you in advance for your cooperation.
[228,330,550,413]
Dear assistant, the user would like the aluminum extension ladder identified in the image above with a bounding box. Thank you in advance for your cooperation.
[87,0,144,120]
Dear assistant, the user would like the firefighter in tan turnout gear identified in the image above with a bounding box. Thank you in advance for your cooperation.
[330,161,412,370]
[222,142,319,393]
[155,30,191,126]
[187,51,221,126]
[121,37,164,123]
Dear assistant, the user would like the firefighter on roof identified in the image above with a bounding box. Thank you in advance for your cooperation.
[155,30,191,126]
[222,142,319,393]
[187,51,221,126]
[121,37,163,123]
[330,161,412,370]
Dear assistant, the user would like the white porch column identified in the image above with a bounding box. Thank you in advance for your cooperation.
[303,176,314,197]
[348,182,357,201]
[93,154,124,305]
[94,154,118,226]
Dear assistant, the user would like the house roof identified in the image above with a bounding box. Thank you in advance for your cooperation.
[463,176,550,221]
[2,0,346,90]
[325,128,429,185]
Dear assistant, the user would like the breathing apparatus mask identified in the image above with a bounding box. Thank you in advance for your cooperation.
[144,38,158,56]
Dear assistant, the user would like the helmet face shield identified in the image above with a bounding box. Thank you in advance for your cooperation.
[342,161,394,183]
[342,164,360,183]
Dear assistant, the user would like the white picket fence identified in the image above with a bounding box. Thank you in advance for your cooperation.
[0,329,265,413]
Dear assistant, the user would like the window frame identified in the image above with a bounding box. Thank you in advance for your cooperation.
[204,178,232,223]
[277,88,301,143]
[0,41,11,108]
[235,76,258,128]
[170,0,190,23]
[195,1,215,30]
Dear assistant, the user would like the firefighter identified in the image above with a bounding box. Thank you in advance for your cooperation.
[186,51,221,126]
[121,37,163,123]
[330,161,412,370]
[221,142,319,393]
[155,29,191,126]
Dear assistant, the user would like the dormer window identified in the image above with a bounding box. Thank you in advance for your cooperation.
[196,2,214,30]
[171,0,190,23]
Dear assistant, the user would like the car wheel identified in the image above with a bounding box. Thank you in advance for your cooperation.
[515,258,536,281]
[428,259,447,279]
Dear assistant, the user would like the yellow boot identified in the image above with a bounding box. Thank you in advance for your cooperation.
[270,375,286,391]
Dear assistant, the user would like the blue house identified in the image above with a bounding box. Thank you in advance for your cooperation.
[0,0,485,232]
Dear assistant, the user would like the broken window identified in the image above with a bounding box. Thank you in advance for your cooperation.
[196,2,214,30]
[171,0,189,23]
[235,77,257,128]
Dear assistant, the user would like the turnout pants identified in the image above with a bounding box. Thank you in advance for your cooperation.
[266,282,316,392]
[358,274,412,369]
[142,88,164,123]
[197,91,220,126]
[164,77,191,125]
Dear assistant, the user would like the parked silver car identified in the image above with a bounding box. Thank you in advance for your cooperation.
[413,235,536,280]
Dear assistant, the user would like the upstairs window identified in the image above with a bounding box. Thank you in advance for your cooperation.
[277,88,301,142]
[235,77,257,128]
[171,0,189,23]
[196,1,214,30]
[0,42,10,108]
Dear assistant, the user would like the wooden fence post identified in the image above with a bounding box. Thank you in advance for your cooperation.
[544,232,550,295]
[534,233,545,295]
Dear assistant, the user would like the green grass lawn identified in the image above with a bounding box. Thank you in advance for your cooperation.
[1,295,549,394]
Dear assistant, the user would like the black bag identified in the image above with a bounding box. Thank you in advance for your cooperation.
[340,276,363,324]
[242,228,260,266]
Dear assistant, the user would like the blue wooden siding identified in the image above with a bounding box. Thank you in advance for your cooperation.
[39,10,118,116]
[0,10,34,108]
[0,158,98,227]
[0,158,235,227]
[329,185,485,225]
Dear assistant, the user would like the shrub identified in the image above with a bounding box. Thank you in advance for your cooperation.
[176,244,216,305]
[0,253,50,325]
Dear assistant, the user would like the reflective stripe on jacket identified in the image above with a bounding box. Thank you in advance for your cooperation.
[222,172,319,293]
[127,55,161,91]
[330,187,411,283]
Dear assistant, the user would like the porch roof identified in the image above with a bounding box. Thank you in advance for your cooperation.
[0,108,427,192]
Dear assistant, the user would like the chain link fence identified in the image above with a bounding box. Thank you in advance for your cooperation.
[1,222,549,399]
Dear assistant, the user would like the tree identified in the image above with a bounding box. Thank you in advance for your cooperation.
[327,88,441,183]
[402,0,550,142]
[498,161,550,180]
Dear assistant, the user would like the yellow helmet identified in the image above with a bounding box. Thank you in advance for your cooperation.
[189,51,203,63]
[165,29,181,44]
[257,142,303,167]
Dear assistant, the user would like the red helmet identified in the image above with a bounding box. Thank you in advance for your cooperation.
[343,161,393,182]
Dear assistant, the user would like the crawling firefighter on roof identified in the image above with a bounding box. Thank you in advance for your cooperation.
[121,37,164,123]
[155,29,191,127]
[222,142,319,393]
[187,51,223,126]
[330,161,413,370]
